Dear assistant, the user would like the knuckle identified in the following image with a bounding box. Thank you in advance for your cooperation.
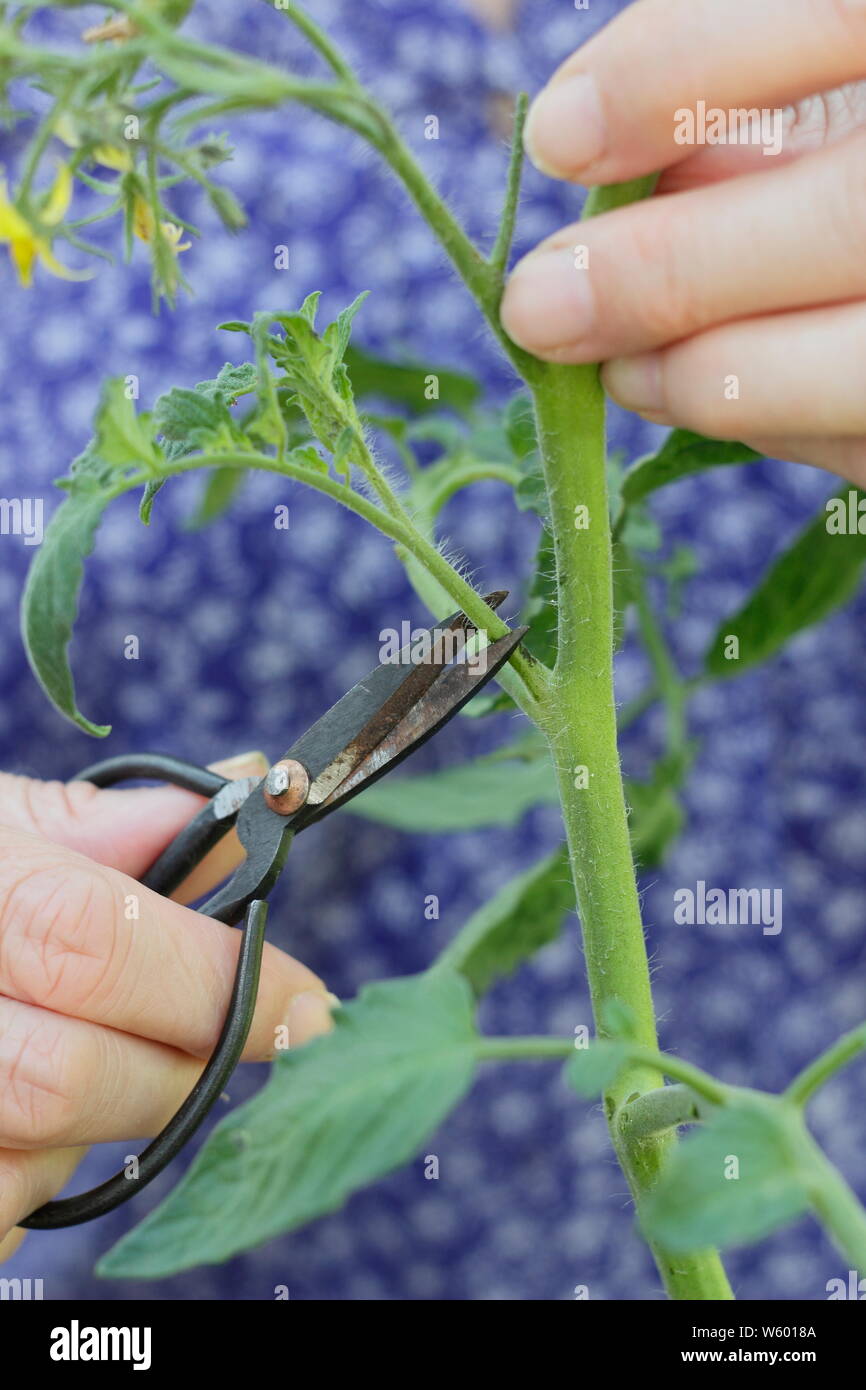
[6,775,100,843]
[0,1005,79,1148]
[0,852,128,1015]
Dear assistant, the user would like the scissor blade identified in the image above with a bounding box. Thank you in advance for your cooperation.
[297,624,529,827]
[209,603,523,918]
[280,593,509,788]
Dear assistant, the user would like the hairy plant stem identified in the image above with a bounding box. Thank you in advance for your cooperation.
[515,175,732,1299]
[619,1085,705,1140]
[127,451,547,711]
[529,355,732,1300]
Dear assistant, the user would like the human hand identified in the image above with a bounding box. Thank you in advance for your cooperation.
[0,754,334,1261]
[501,0,866,484]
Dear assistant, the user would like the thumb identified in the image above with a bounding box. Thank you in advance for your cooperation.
[0,751,269,888]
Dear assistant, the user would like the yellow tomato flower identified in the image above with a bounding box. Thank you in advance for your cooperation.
[132,194,191,254]
[55,112,134,173]
[0,164,90,288]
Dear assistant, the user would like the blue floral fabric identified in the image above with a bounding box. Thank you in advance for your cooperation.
[2,0,864,1301]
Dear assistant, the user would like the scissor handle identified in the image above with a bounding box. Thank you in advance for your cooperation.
[20,754,269,1229]
[71,752,229,799]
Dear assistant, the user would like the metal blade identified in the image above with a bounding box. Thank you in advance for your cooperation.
[281,592,509,792]
[296,624,529,827]
[209,597,522,919]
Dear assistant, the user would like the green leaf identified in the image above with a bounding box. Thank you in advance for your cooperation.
[705,490,866,677]
[285,443,327,474]
[332,424,355,478]
[97,971,479,1277]
[521,527,557,665]
[212,361,257,403]
[139,478,165,525]
[566,1040,630,1098]
[21,488,115,736]
[95,378,159,472]
[438,846,573,994]
[600,999,638,1039]
[154,385,234,445]
[347,750,559,832]
[459,689,516,720]
[620,505,661,553]
[621,430,763,507]
[504,393,537,460]
[626,775,684,869]
[186,468,246,529]
[641,1102,811,1252]
[514,454,547,518]
[205,182,247,232]
[343,344,480,416]
[326,290,370,362]
[250,314,288,451]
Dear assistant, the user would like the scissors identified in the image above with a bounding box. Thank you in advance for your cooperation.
[22,594,526,1230]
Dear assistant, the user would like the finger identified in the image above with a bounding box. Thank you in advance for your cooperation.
[524,0,866,185]
[0,991,333,1150]
[657,83,866,192]
[0,994,200,1148]
[743,434,866,487]
[0,750,268,885]
[502,131,866,363]
[0,828,334,1060]
[0,1144,86,1243]
[600,301,866,440]
[0,989,334,1150]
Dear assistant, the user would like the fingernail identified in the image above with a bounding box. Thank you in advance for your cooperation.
[524,73,606,178]
[285,991,335,1047]
[210,750,269,778]
[602,354,665,414]
[501,249,595,355]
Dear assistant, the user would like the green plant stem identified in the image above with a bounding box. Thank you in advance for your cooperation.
[533,363,731,1300]
[583,175,660,219]
[489,92,528,284]
[130,450,547,709]
[368,123,500,325]
[525,168,733,1297]
[272,0,360,86]
[626,1046,728,1105]
[786,1023,866,1107]
[422,462,522,519]
[619,1085,704,1140]
[803,1133,866,1276]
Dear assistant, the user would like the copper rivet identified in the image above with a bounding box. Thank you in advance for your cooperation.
[263,759,310,815]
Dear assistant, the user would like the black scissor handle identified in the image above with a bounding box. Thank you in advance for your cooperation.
[21,753,269,1229]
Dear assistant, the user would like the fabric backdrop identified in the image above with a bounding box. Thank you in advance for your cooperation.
[2,0,864,1301]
